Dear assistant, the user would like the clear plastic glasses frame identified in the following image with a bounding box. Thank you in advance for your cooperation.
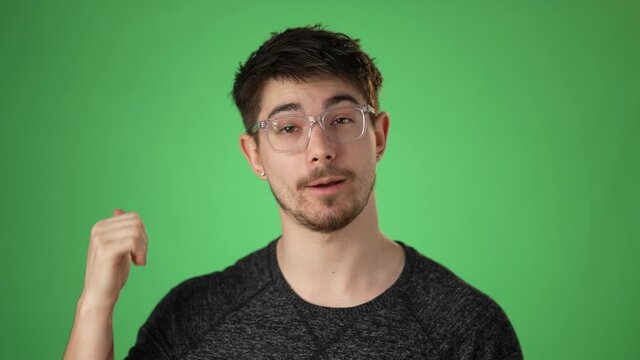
[250,104,376,153]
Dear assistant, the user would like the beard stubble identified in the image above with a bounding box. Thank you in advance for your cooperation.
[268,164,376,233]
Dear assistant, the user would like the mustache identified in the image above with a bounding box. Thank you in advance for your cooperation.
[296,165,355,190]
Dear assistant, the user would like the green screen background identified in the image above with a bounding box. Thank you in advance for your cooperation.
[1,1,638,358]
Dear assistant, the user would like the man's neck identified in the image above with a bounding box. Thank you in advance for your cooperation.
[276,193,405,307]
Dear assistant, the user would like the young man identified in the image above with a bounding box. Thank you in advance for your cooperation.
[64,25,523,359]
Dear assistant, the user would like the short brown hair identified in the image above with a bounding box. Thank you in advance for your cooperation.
[232,24,383,136]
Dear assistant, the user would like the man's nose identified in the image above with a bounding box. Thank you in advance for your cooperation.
[306,121,335,164]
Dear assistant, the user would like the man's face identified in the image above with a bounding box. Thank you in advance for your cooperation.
[242,75,387,233]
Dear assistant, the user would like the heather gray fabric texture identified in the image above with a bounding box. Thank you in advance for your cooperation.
[125,238,523,359]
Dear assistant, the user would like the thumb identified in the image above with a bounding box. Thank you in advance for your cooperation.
[113,208,125,216]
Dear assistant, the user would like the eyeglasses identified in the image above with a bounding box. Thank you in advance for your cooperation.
[250,104,375,152]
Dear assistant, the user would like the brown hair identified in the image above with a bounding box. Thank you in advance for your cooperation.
[231,24,383,138]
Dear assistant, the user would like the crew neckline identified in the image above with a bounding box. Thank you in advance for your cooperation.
[266,236,415,317]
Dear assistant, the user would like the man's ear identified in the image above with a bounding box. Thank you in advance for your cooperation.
[239,133,267,179]
[373,111,390,161]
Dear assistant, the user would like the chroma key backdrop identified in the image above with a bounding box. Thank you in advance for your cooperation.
[1,1,638,359]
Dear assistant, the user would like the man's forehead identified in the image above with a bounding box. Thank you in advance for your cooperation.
[258,76,365,118]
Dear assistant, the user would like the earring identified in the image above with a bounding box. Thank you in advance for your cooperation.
[260,171,265,177]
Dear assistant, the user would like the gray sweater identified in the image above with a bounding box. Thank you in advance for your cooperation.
[126,238,523,359]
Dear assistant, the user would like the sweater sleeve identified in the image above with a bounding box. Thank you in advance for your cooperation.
[458,301,523,360]
[123,288,178,360]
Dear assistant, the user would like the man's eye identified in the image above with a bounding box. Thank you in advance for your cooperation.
[278,125,298,134]
[331,117,353,125]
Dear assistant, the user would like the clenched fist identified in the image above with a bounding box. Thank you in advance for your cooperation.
[80,208,149,309]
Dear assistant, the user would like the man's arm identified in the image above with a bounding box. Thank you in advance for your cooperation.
[63,209,148,360]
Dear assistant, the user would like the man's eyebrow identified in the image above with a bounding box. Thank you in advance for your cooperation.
[323,94,360,109]
[265,94,361,120]
[266,103,302,119]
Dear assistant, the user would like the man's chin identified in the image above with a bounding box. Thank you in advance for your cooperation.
[298,216,352,233]
[294,206,360,233]
[270,181,369,233]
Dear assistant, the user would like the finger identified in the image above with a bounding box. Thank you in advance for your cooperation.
[104,227,147,265]
[112,210,140,221]
[98,218,143,234]
[129,221,148,266]
[101,232,146,265]
[130,238,148,266]
[98,211,141,228]
[131,248,147,266]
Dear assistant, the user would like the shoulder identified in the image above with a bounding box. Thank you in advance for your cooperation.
[399,242,522,359]
[128,240,276,357]
[404,244,494,307]
[400,242,506,323]
[165,241,274,307]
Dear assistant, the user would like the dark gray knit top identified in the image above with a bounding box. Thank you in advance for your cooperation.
[126,238,523,359]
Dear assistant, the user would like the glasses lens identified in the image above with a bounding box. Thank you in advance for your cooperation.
[323,107,365,142]
[267,116,308,151]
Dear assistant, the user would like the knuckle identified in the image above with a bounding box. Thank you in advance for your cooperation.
[126,235,138,248]
[91,233,103,246]
[90,222,101,236]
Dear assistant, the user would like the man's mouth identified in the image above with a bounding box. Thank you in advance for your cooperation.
[309,180,345,188]
[306,177,347,188]
[304,176,347,196]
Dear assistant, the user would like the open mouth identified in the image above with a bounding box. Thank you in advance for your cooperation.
[304,175,349,196]
[309,179,345,188]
